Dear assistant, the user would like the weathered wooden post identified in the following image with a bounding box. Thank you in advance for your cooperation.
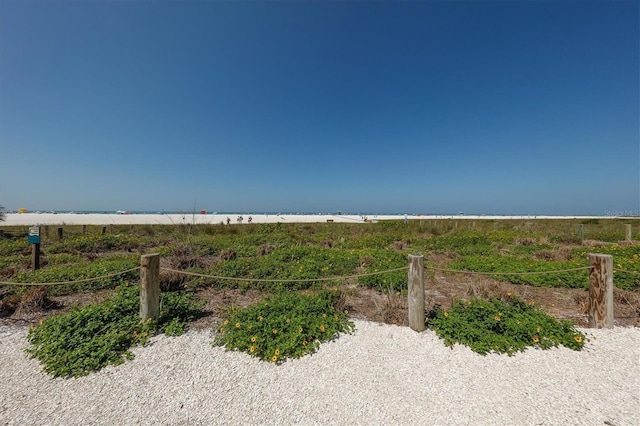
[625,224,632,242]
[577,224,585,240]
[140,253,160,322]
[493,222,499,231]
[82,224,87,235]
[101,226,107,234]
[109,224,114,234]
[588,253,614,329]
[44,225,49,239]
[57,227,63,240]
[28,226,41,271]
[408,254,425,332]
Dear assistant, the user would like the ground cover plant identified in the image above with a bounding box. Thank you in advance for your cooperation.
[426,294,587,355]
[26,283,203,378]
[213,289,354,362]
[1,218,638,370]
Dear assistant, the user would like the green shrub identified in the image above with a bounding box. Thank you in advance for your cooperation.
[26,284,204,378]
[426,296,586,356]
[214,290,354,362]
[356,249,408,291]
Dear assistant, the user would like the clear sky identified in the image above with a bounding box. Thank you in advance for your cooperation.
[1,0,638,215]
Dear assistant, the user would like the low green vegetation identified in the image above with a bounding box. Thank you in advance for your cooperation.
[26,284,203,378]
[213,289,354,362]
[0,218,637,376]
[426,295,587,355]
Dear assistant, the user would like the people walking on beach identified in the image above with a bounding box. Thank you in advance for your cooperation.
[226,217,231,225]
[237,216,243,224]
[248,216,252,224]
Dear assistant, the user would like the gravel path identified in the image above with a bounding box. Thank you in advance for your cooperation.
[2,320,639,426]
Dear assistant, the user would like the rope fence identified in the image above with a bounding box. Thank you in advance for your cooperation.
[0,261,637,286]
[0,253,637,330]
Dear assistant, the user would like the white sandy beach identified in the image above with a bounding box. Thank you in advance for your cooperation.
[1,213,606,227]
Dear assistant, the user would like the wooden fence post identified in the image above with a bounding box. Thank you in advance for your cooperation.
[109,224,114,234]
[577,224,585,240]
[588,253,613,329]
[140,253,160,322]
[625,224,632,242]
[101,226,107,234]
[82,225,87,235]
[32,242,40,271]
[44,225,49,239]
[57,227,63,240]
[408,254,425,332]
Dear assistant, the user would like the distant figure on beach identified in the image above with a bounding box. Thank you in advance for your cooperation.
[237,216,243,224]
[404,214,408,224]
[248,216,252,224]
[226,217,231,225]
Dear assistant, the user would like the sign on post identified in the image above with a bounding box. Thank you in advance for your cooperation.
[28,226,40,244]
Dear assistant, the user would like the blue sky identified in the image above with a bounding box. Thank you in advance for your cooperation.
[1,0,638,215]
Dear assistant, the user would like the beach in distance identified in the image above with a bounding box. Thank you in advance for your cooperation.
[1,212,614,226]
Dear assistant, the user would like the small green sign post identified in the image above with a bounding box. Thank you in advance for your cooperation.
[29,226,41,271]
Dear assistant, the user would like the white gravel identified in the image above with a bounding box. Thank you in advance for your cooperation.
[1,320,639,426]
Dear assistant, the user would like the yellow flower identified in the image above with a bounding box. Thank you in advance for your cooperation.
[574,335,583,343]
[506,292,512,297]
[334,314,339,320]
[39,319,44,325]
[223,320,229,325]
[319,325,326,332]
[251,336,257,342]
[286,318,291,324]
[271,355,278,362]
[443,311,449,317]
[536,327,541,333]
[533,335,539,343]
[272,329,278,334]
[303,340,308,346]
[30,324,35,330]
[258,316,263,321]
[250,345,256,353]
[494,316,501,322]
[344,310,349,315]
[298,327,303,333]
[104,307,109,313]
[322,313,327,318]
[274,349,280,356]
[235,322,241,328]
[333,286,338,291]
[219,327,225,333]
[146,318,153,323]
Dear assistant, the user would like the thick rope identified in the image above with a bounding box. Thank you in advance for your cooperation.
[160,266,409,283]
[0,267,140,286]
[424,265,592,276]
[613,268,640,276]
